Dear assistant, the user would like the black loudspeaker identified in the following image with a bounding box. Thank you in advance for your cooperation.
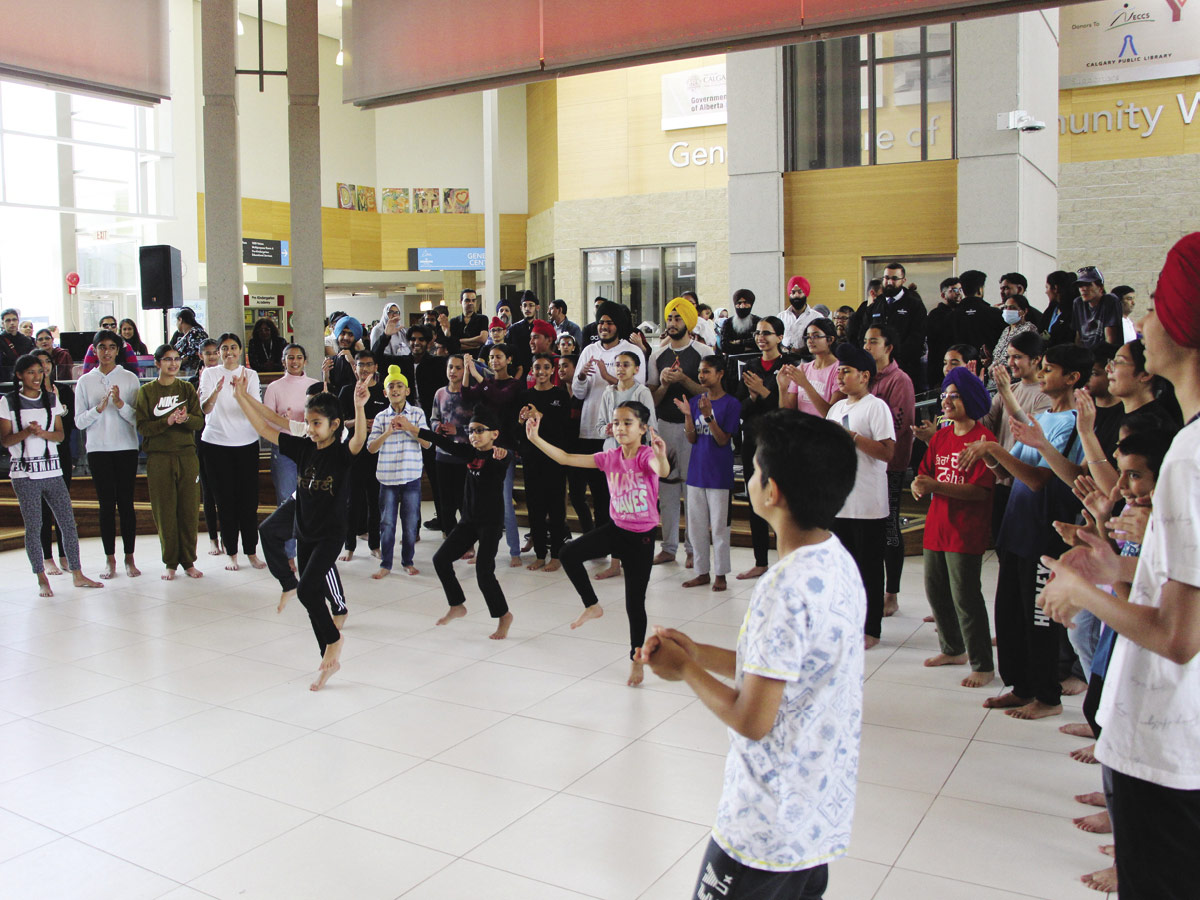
[139,244,183,310]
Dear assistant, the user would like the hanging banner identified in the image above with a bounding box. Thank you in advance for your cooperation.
[1060,0,1200,88]
[661,64,727,130]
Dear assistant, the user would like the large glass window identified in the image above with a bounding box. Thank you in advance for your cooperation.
[786,24,954,170]
[583,244,695,326]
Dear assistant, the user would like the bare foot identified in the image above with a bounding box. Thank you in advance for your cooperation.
[278,589,296,614]
[1100,845,1115,858]
[332,613,347,630]
[594,561,622,580]
[225,555,240,571]
[437,605,468,626]
[404,566,419,576]
[712,576,727,592]
[924,653,968,667]
[571,605,604,629]
[43,559,62,576]
[543,560,561,573]
[883,593,900,617]
[983,691,1030,709]
[736,565,767,580]
[521,537,534,552]
[509,556,522,568]
[685,553,693,569]
[1070,743,1099,764]
[923,614,935,623]
[1061,722,1097,738]
[37,574,53,597]
[310,660,340,691]
[627,659,644,686]
[372,568,390,580]
[339,550,353,562]
[209,540,224,556]
[961,670,995,688]
[161,568,176,581]
[248,554,267,570]
[1081,866,1117,893]
[124,555,141,578]
[185,566,203,579]
[489,611,514,640]
[1075,791,1106,808]
[57,557,68,572]
[651,550,675,565]
[100,558,118,580]
[288,557,297,574]
[1061,675,1088,696]
[72,571,103,589]
[682,574,710,589]
[527,559,546,571]
[864,635,880,649]
[467,555,477,565]
[1006,700,1063,720]
[1074,810,1112,834]
[461,550,475,561]
[991,636,997,646]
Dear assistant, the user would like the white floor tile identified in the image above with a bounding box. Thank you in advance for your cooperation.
[401,858,599,900]
[896,796,1104,899]
[567,740,725,825]
[143,655,308,705]
[826,857,893,900]
[521,680,695,738]
[101,602,230,638]
[862,679,988,740]
[0,838,175,899]
[211,732,421,813]
[857,724,968,795]
[32,684,211,744]
[0,664,129,717]
[435,716,631,790]
[167,615,300,654]
[323,693,507,758]
[634,835,709,900]
[72,639,224,683]
[467,793,707,900]
[488,632,628,677]
[0,746,196,833]
[0,807,60,864]
[641,698,732,755]
[336,643,473,693]
[941,740,1102,818]
[0,718,101,782]
[0,645,51,681]
[849,782,936,866]
[873,868,1054,900]
[226,677,398,730]
[413,660,579,714]
[116,707,307,776]
[75,780,311,884]
[191,816,452,900]
[329,760,553,856]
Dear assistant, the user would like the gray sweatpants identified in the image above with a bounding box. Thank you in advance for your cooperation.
[657,420,693,557]
[686,486,731,577]
[11,476,81,574]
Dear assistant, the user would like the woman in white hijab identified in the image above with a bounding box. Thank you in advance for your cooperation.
[369,302,411,356]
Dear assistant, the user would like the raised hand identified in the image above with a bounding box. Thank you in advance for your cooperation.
[991,363,1012,393]
[321,357,334,378]
[384,315,400,336]
[698,393,713,418]
[353,380,369,407]
[649,427,667,457]
[1074,388,1097,436]
[1037,555,1086,626]
[492,446,508,460]
[1009,414,1048,451]
[742,370,766,398]
[1108,502,1151,545]
[211,376,225,397]
[110,385,122,407]
[1051,525,1124,587]
[956,439,991,473]
[524,414,542,440]
[911,419,936,443]
[578,358,596,378]
[672,396,690,417]
[1072,473,1116,525]
[597,360,617,385]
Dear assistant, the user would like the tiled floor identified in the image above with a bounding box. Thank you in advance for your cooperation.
[0,522,1112,899]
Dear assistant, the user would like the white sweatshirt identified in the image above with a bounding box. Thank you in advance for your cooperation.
[74,365,142,452]
[198,364,261,446]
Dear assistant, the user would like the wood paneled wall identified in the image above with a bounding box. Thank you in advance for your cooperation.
[526,80,559,216]
[783,160,958,301]
[198,195,527,271]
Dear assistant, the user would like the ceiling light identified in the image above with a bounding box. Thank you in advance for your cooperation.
[336,43,344,66]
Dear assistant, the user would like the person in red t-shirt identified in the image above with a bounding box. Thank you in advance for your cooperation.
[911,366,996,686]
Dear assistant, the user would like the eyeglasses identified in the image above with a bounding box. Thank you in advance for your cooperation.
[939,392,961,402]
[1106,358,1134,370]
[100,322,117,329]
[753,330,779,337]
[881,276,904,283]
[159,356,182,363]
[805,333,829,342]
[468,425,491,434]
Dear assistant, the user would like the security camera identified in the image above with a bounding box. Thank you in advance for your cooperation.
[997,110,1045,132]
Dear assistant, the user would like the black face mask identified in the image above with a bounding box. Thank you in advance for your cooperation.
[735,306,753,319]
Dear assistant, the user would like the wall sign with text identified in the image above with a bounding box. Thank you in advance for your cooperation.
[661,64,727,131]
[1060,0,1199,88]
[242,239,290,266]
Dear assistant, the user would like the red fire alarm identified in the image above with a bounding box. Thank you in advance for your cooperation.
[66,272,80,295]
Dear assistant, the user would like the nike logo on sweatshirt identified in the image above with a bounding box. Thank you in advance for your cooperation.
[154,397,183,417]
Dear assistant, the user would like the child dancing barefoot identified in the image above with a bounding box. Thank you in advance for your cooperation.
[232,375,367,690]
[525,401,669,685]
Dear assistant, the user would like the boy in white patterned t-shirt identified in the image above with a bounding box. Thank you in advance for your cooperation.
[640,409,865,899]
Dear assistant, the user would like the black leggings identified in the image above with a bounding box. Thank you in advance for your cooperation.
[436,460,467,534]
[40,455,72,562]
[345,452,380,552]
[203,441,260,556]
[295,537,346,657]
[88,449,139,556]
[994,549,1063,707]
[523,454,568,560]
[196,437,220,542]
[433,521,508,617]
[833,517,886,639]
[560,521,655,658]
[742,439,769,568]
[884,470,905,594]
[576,439,611,528]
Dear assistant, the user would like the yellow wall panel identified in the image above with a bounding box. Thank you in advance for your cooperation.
[783,160,957,301]
[1059,76,1200,163]
[526,81,560,216]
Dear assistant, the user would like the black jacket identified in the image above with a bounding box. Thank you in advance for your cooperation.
[925,296,1004,389]
[369,333,448,418]
[857,290,928,388]
[719,314,760,358]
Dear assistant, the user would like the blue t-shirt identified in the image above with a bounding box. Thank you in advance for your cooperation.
[996,408,1085,558]
[686,393,740,490]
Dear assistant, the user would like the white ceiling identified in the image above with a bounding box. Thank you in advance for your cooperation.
[237,0,343,40]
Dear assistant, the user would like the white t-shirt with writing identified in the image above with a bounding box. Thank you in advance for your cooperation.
[827,393,895,519]
[1,394,65,480]
[1097,419,1200,789]
[713,537,864,870]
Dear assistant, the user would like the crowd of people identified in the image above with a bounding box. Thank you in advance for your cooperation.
[2,235,1198,898]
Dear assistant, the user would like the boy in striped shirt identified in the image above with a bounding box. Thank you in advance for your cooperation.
[368,366,431,577]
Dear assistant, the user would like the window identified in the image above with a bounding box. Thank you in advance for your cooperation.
[583,243,696,326]
[785,24,954,170]
[530,255,555,307]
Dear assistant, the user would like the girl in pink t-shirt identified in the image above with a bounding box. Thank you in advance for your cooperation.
[525,400,669,686]
[780,318,844,417]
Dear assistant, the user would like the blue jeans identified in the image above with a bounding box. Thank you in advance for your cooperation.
[503,453,521,558]
[379,478,422,569]
[1069,607,1103,682]
[270,445,299,559]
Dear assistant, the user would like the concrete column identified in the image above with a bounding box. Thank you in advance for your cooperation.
[200,0,243,340]
[726,48,786,313]
[482,89,501,315]
[55,93,78,331]
[955,12,1059,293]
[286,0,325,377]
